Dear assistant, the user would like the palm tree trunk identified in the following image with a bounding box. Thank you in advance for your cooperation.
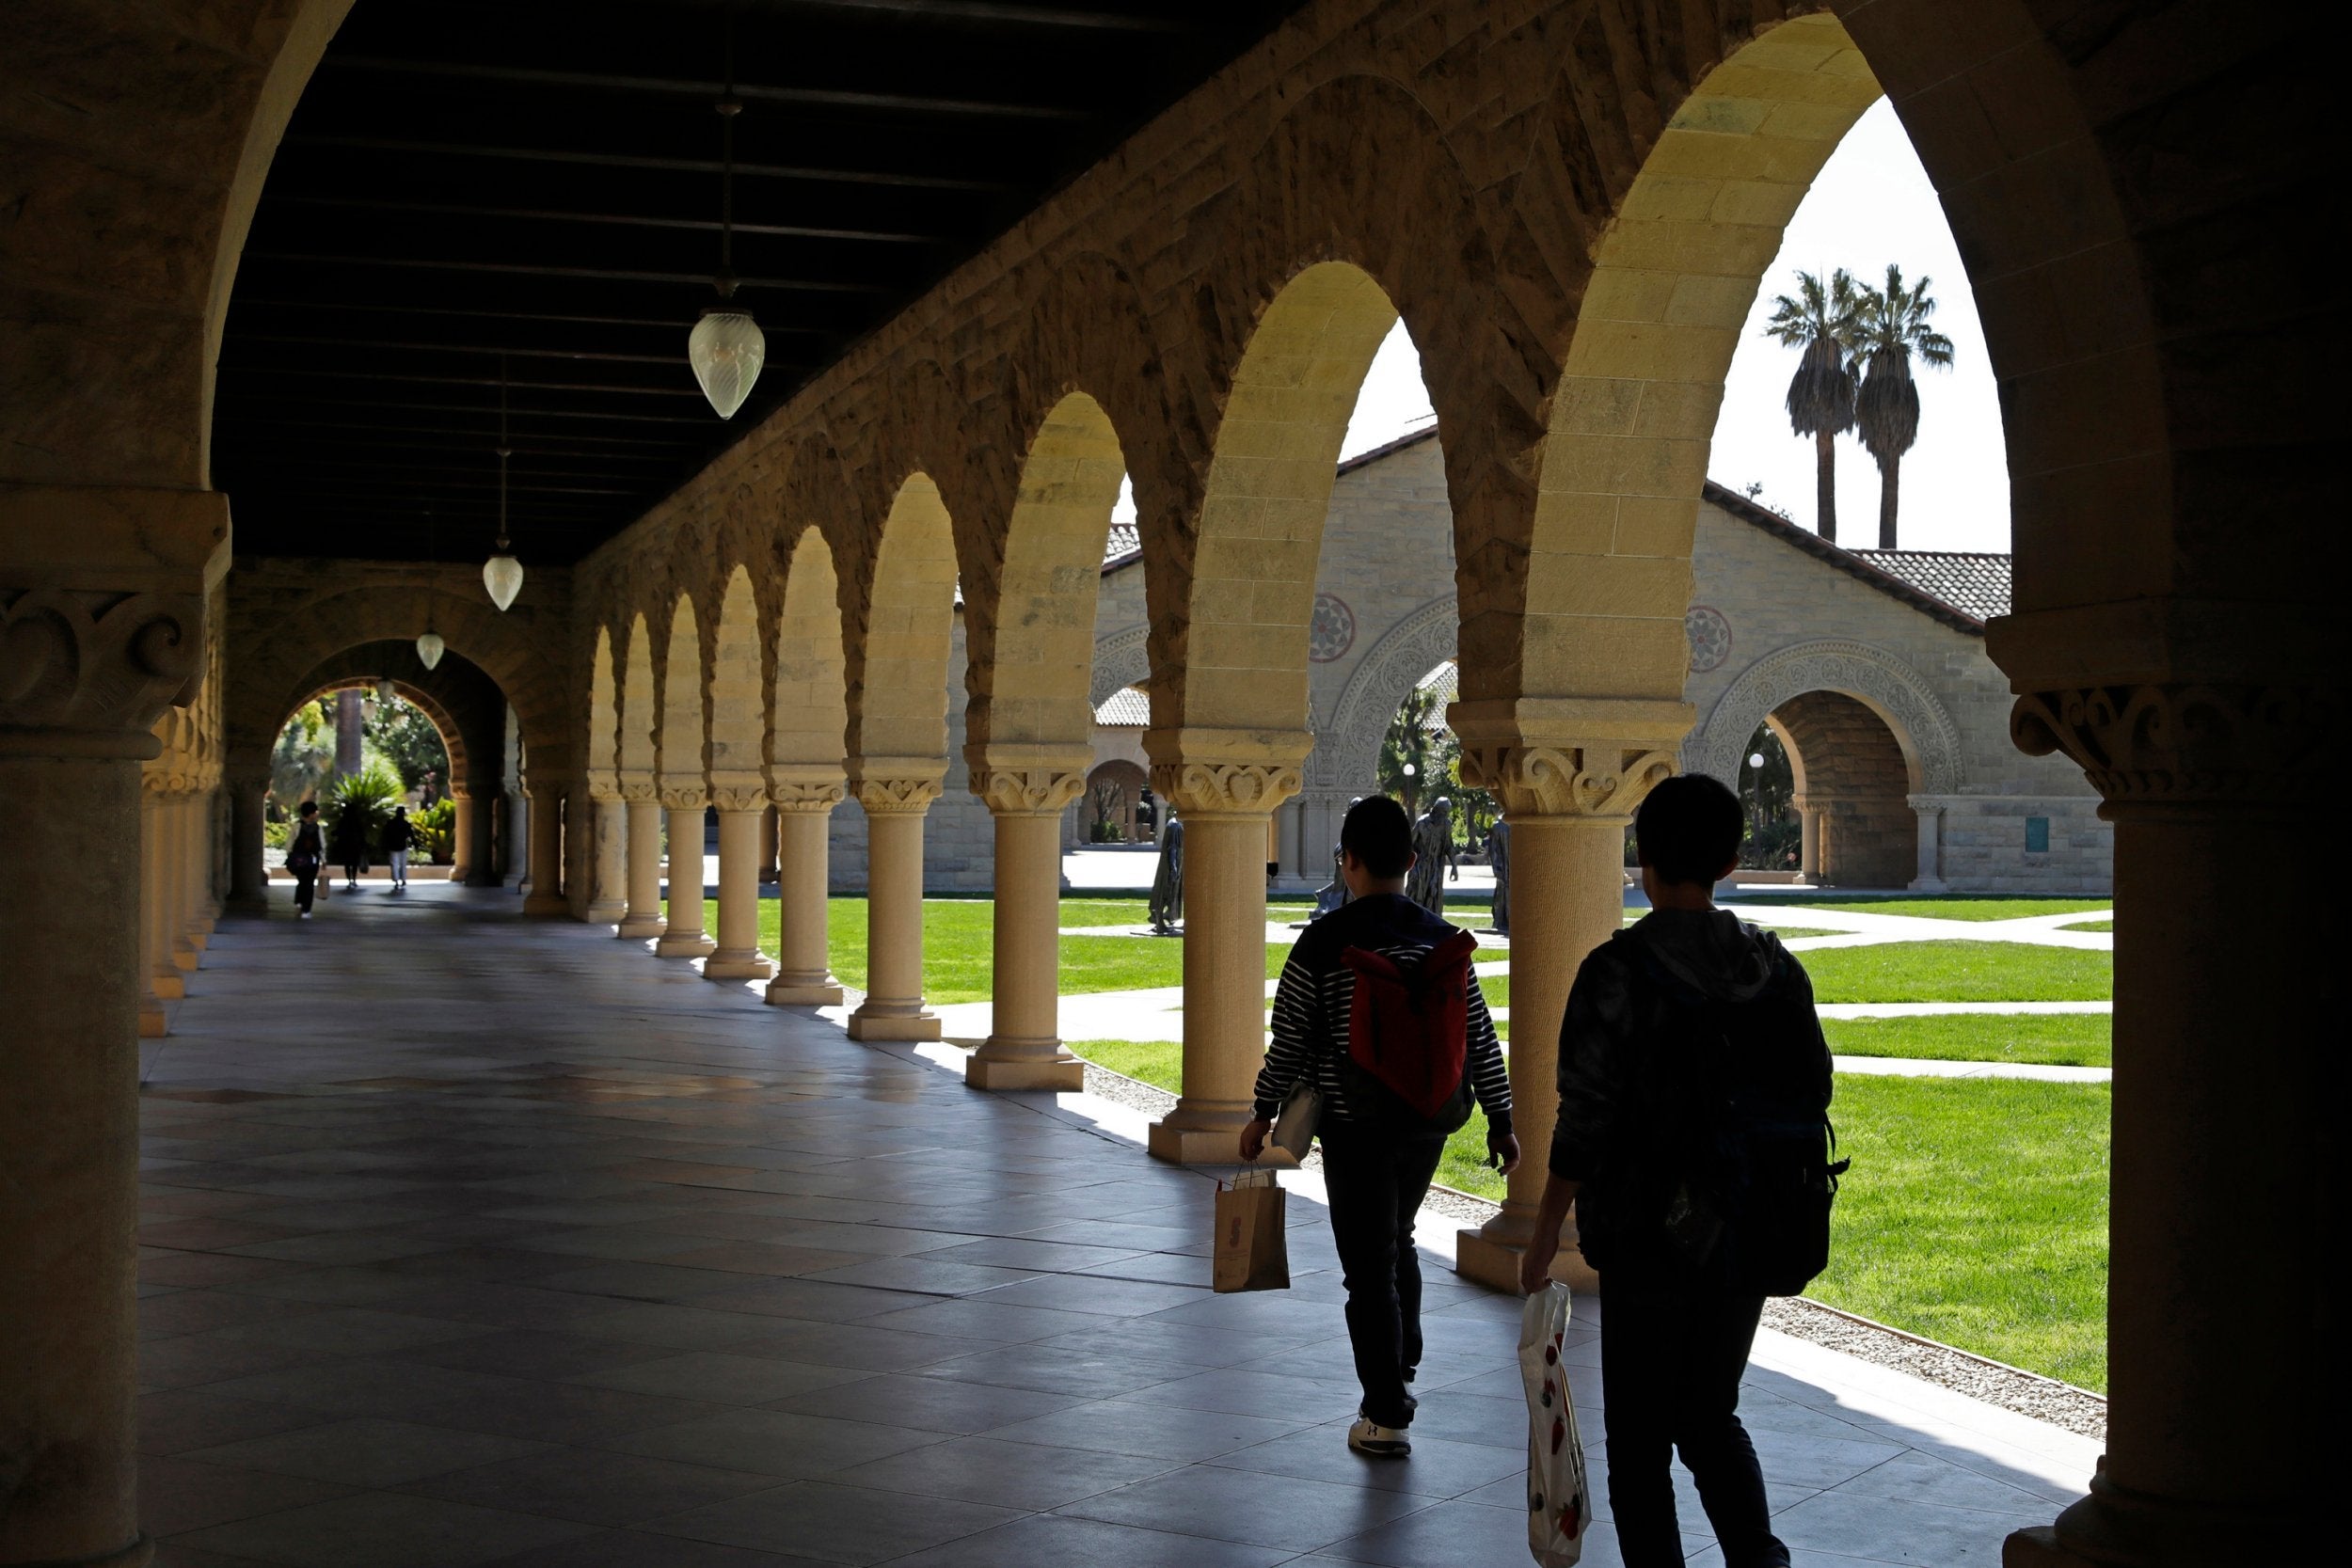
[1878,452,1900,549]
[1815,429,1837,543]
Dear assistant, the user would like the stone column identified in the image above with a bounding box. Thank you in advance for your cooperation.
[655,788,714,957]
[967,760,1089,1090]
[1445,709,1683,1292]
[563,783,595,920]
[503,790,529,889]
[1140,734,1306,1162]
[759,804,780,882]
[2,492,224,1568]
[1999,682,2329,1568]
[151,787,191,995]
[137,780,172,1037]
[521,785,567,916]
[180,790,215,943]
[845,766,944,1040]
[225,771,268,914]
[1793,794,1820,883]
[1906,794,1947,893]
[765,773,845,1006]
[706,785,773,982]
[447,788,474,884]
[585,789,628,924]
[619,785,665,939]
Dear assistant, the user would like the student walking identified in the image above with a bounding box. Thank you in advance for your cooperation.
[286,801,324,919]
[1519,774,1836,1568]
[381,805,414,890]
[329,800,370,890]
[1242,796,1518,1457]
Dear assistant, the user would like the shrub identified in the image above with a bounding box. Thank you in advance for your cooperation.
[263,816,293,850]
[411,798,457,863]
[325,763,403,848]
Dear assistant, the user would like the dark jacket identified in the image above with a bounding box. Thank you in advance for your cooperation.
[1253,893,1512,1132]
[1551,909,1831,1272]
[329,812,371,859]
[380,816,414,851]
[288,821,324,871]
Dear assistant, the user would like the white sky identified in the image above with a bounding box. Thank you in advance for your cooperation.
[1332,98,2010,552]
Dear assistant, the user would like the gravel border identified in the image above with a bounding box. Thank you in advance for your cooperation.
[1075,1060,2104,1439]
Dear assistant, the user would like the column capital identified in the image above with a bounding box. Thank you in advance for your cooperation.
[847,757,945,815]
[708,782,768,813]
[1142,727,1309,817]
[658,784,708,812]
[1448,698,1688,821]
[972,767,1087,817]
[2011,680,2341,815]
[769,764,847,814]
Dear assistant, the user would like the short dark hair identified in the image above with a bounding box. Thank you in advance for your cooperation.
[299,800,319,817]
[1633,774,1742,887]
[1341,796,1414,879]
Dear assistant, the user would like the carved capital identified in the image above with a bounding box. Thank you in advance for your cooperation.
[708,784,769,814]
[1459,743,1676,820]
[770,779,846,814]
[1150,760,1303,817]
[618,780,659,803]
[974,767,1087,816]
[1,589,208,759]
[659,785,708,812]
[853,775,943,815]
[2011,682,2338,812]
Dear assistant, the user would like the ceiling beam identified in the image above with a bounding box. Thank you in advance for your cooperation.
[241,250,886,293]
[217,365,713,400]
[234,297,836,338]
[282,134,1015,192]
[773,0,1189,31]
[213,393,720,426]
[268,194,940,246]
[324,56,1094,121]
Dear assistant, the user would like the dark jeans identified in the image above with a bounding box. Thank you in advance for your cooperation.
[1319,1126,1446,1429]
[294,871,316,912]
[1598,1270,1788,1568]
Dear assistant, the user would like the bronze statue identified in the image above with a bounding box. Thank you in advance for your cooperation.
[1148,815,1185,935]
[1405,796,1458,914]
[1486,818,1511,934]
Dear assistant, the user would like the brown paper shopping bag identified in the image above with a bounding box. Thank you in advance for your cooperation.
[1213,1167,1290,1292]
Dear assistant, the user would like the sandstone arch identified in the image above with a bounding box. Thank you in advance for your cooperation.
[657,595,706,794]
[586,626,618,796]
[770,526,850,773]
[1687,638,1963,798]
[618,613,657,788]
[708,568,763,794]
[1089,625,1152,710]
[1312,595,1461,794]
[845,474,958,765]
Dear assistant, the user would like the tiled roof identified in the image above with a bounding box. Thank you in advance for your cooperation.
[1847,548,2010,622]
[1700,483,1996,634]
[1101,517,1140,567]
[1092,685,1150,726]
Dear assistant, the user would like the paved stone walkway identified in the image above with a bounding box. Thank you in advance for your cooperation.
[135,885,2091,1566]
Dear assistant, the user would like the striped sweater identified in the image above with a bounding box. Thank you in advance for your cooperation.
[1253,893,1513,1132]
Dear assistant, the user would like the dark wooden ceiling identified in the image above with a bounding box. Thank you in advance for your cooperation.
[214,0,1304,565]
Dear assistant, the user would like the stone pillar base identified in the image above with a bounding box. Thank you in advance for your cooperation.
[2001,1477,2312,1568]
[617,916,664,939]
[170,947,199,971]
[19,1534,156,1568]
[151,973,184,1001]
[1908,878,1948,894]
[654,933,715,958]
[1454,1227,1598,1294]
[138,1004,167,1039]
[967,1041,1084,1092]
[1145,1118,1249,1164]
[847,1006,941,1041]
[766,977,844,1006]
[705,954,773,981]
[585,898,627,923]
[522,893,569,917]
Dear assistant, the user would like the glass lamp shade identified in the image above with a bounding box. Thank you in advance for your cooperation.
[376,677,397,706]
[416,631,446,671]
[483,552,524,611]
[689,307,766,419]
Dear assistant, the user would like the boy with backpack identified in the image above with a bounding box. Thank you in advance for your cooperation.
[1518,773,1836,1568]
[1241,796,1518,1457]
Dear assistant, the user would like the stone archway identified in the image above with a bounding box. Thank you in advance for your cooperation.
[1311,594,1459,794]
[1089,625,1151,710]
[1686,638,1963,798]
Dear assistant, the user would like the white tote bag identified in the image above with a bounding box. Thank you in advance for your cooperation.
[1518,1282,1592,1566]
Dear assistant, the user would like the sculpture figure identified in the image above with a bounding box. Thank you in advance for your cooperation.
[1405,796,1458,914]
[1310,796,1365,919]
[1486,818,1511,934]
[1148,815,1185,934]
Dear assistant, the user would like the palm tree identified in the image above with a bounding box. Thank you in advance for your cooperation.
[1763,268,1860,543]
[1851,264,1955,549]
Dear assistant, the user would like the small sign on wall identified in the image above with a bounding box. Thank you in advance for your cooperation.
[2026,816,2050,853]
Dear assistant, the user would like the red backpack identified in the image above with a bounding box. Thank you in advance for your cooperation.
[1339,929,1481,1130]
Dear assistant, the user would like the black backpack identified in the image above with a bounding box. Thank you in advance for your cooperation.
[1604,932,1848,1295]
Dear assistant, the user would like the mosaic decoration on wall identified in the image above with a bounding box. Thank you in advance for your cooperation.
[1685,604,1732,673]
[1309,593,1358,663]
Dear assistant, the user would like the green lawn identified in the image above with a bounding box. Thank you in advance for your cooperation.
[1823,1013,2110,1068]
[1812,1074,2109,1390]
[1757,895,2113,923]
[2062,919,2113,933]
[715,898,1292,1003]
[1799,941,2110,1003]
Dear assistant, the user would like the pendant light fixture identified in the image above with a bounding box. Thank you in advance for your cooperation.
[417,508,446,670]
[376,676,398,707]
[482,356,524,610]
[688,14,764,420]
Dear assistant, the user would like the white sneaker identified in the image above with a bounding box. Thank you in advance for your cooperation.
[299,911,312,920]
[1347,1417,1410,1457]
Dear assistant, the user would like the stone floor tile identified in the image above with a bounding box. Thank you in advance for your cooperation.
[800,1254,1047,1296]
[169,1488,600,1568]
[824,1433,1180,1512]
[140,1389,333,1456]
[212,1265,432,1308]
[502,1226,718,1261]
[473,1528,809,1566]
[651,1478,1024,1562]
[1070,1249,1213,1287]
[141,1251,306,1290]
[923,1237,1150,1273]
[140,1289,326,1339]
[686,1276,935,1323]
[1312,1494,1542,1565]
[976,1272,1213,1318]
[181,1416,549,1488]
[1029,1317,1320,1370]
[761,1370,1085,1434]
[909,1342,1208,1400]
[207,1307,497,1356]
[1743,1428,1914,1491]
[565,1303,785,1350]
[725,1319,992,1371]
[886,1511,1293,1568]
[1770,1487,2045,1563]
[402,1445,781,1527]
[200,1358,534,1420]
[403,1379,735,1443]
[567,1350,870,1405]
[602,1406,947,1478]
[855,1294,1106,1344]
[1379,1389,1529,1451]
[1062,1461,1429,1553]
[137,1455,356,1537]
[138,1334,344,1393]
[1209,1423,1526,1499]
[1107,1366,1361,1424]
[982,1397,1313,1462]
